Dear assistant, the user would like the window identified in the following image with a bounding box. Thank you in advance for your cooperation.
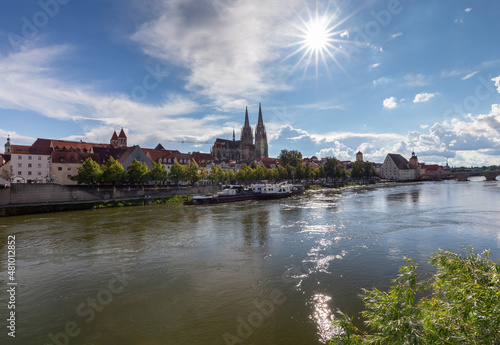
[38,156,42,160]
[67,175,72,179]
[28,156,32,160]
[38,172,42,176]
[18,155,22,159]
[17,163,22,168]
[58,167,62,171]
[28,163,32,168]
[67,167,71,171]
[17,171,21,175]
[38,164,41,168]
[28,171,32,176]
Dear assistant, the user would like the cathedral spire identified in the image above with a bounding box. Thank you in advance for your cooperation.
[233,128,235,141]
[257,103,264,127]
[244,106,250,127]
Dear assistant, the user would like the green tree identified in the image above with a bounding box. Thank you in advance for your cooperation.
[150,162,167,184]
[101,157,125,185]
[185,162,200,184]
[351,162,378,180]
[71,158,102,185]
[198,166,208,182]
[127,159,150,184]
[278,166,288,180]
[208,165,222,184]
[168,161,185,185]
[330,248,500,345]
[324,157,339,182]
[278,149,303,168]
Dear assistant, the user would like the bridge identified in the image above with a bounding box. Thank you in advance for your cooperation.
[418,170,500,182]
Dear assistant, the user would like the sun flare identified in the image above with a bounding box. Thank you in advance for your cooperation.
[304,17,331,52]
[285,5,351,79]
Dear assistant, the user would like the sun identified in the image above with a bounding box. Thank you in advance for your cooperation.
[304,16,331,52]
[285,5,351,79]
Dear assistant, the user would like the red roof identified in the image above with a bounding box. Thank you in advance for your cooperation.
[50,140,94,152]
[118,128,127,138]
[143,148,182,162]
[111,131,118,140]
[192,152,215,165]
[11,145,31,154]
[31,138,52,155]
[52,151,100,164]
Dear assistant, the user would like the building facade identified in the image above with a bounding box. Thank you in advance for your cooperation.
[380,153,418,180]
[211,104,268,162]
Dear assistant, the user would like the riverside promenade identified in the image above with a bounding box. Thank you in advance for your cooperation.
[0,184,220,217]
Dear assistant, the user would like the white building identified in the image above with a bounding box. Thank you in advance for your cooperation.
[380,153,417,181]
[8,139,51,183]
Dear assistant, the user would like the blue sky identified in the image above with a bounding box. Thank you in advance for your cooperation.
[1,0,500,166]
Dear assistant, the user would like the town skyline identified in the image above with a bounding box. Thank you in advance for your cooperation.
[1,1,500,167]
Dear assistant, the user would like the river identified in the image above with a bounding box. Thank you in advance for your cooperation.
[1,180,500,345]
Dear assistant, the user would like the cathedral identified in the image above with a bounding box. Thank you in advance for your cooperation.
[211,104,268,162]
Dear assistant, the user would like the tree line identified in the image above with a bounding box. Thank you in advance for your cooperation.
[71,149,378,186]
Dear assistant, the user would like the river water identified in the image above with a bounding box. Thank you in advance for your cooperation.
[1,180,500,345]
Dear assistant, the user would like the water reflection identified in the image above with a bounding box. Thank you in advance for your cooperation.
[308,293,338,343]
[242,207,269,246]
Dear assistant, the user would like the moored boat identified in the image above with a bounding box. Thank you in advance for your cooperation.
[185,183,304,205]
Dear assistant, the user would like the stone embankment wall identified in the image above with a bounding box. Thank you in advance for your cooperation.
[0,184,220,217]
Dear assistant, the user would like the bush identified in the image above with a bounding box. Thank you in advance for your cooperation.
[330,248,500,345]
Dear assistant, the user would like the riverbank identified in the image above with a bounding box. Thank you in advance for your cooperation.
[0,184,219,217]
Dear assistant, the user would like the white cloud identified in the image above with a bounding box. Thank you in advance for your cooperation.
[393,104,500,165]
[383,97,398,109]
[131,0,301,109]
[492,76,500,93]
[389,32,402,40]
[340,30,349,38]
[465,8,472,12]
[462,71,479,80]
[403,73,429,87]
[413,92,439,103]
[373,77,391,86]
[369,63,381,70]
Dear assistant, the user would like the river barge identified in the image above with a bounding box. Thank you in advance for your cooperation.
[185,183,304,205]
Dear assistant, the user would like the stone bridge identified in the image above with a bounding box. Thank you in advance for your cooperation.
[419,170,500,181]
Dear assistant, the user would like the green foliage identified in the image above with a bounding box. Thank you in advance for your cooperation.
[330,248,500,345]
[185,162,200,183]
[150,162,167,184]
[127,159,150,184]
[208,165,223,183]
[351,162,378,179]
[101,157,125,185]
[71,158,102,185]
[278,149,303,168]
[168,161,185,185]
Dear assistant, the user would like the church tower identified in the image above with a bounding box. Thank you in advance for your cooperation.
[254,103,268,159]
[240,107,254,160]
[110,131,119,146]
[409,151,418,170]
[117,128,127,147]
[356,151,363,162]
[4,136,11,154]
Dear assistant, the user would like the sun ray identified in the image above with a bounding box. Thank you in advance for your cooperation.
[283,1,370,81]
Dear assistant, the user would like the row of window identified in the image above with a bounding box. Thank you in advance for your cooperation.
[17,163,45,168]
[15,155,50,160]
[158,158,190,164]
[17,171,43,176]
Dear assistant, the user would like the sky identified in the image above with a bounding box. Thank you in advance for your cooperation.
[1,0,500,167]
